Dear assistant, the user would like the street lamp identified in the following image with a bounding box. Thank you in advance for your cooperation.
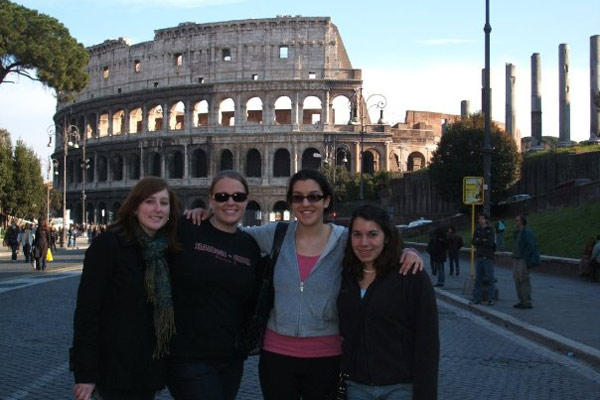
[483,0,493,215]
[355,89,387,201]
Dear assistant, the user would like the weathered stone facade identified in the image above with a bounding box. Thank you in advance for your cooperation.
[52,16,440,225]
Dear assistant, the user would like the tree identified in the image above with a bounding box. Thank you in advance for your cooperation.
[0,0,89,98]
[0,129,15,217]
[429,113,519,205]
[12,140,45,219]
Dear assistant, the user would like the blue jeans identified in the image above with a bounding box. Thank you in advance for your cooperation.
[448,252,460,275]
[347,380,413,400]
[473,258,496,302]
[433,261,445,285]
[167,357,244,400]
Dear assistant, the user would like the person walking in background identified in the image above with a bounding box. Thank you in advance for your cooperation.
[71,177,181,400]
[589,235,600,282]
[33,221,51,270]
[446,226,463,276]
[427,227,448,287]
[495,219,506,251]
[338,205,439,400]
[471,214,496,305]
[4,220,20,261]
[512,215,539,309]
[22,223,34,264]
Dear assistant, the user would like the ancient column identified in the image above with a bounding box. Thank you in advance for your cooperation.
[559,44,571,146]
[591,35,600,141]
[531,53,542,147]
[460,100,471,118]
[505,63,520,151]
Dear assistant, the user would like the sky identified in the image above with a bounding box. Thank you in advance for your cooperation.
[1,0,598,167]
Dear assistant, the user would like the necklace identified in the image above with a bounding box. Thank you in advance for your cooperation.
[362,268,376,273]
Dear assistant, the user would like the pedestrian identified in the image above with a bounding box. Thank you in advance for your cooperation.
[71,176,181,400]
[337,204,439,400]
[427,226,448,287]
[589,235,600,282]
[4,220,20,261]
[495,219,506,251]
[22,223,34,264]
[166,171,262,400]
[446,226,463,276]
[32,221,51,270]
[186,169,423,400]
[512,215,540,309]
[471,213,497,305]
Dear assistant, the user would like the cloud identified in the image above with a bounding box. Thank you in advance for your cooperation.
[418,39,474,46]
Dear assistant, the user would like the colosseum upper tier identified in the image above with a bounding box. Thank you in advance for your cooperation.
[52,16,442,225]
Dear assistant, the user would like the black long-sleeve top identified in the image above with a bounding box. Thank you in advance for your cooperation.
[71,230,166,392]
[337,269,439,400]
[472,225,496,259]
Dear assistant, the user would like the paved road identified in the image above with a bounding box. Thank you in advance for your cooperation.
[1,254,599,399]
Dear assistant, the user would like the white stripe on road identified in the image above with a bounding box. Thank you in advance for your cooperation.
[4,361,70,399]
[0,269,81,294]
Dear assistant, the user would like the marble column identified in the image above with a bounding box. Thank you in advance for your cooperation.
[558,44,571,146]
[590,35,600,141]
[460,100,471,118]
[531,53,543,147]
[505,63,520,151]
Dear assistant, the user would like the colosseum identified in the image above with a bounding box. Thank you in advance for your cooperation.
[52,16,449,225]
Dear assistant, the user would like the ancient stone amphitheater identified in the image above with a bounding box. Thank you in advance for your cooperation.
[52,16,442,225]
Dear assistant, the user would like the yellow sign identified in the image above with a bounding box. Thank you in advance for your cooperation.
[463,176,484,205]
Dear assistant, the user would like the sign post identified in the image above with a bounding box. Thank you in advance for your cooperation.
[463,177,484,280]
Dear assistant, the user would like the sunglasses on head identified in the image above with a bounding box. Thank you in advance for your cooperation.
[213,192,248,203]
[290,194,325,204]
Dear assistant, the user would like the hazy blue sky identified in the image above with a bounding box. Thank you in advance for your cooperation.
[1,0,598,167]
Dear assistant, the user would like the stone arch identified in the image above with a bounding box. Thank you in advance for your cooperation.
[128,153,140,180]
[218,98,235,126]
[129,107,143,134]
[167,150,184,178]
[302,95,322,124]
[407,151,426,171]
[246,148,261,177]
[86,157,95,182]
[97,155,108,182]
[273,148,291,177]
[74,157,82,183]
[362,148,381,175]
[111,202,121,223]
[148,105,163,132]
[332,95,351,125]
[112,109,125,135]
[98,202,107,224]
[191,198,206,209]
[169,101,185,130]
[272,200,290,221]
[244,200,262,226]
[274,96,292,124]
[388,152,400,172]
[191,148,208,177]
[302,147,321,170]
[111,155,124,181]
[86,202,94,225]
[85,122,94,139]
[66,158,74,184]
[336,146,351,171]
[220,149,233,171]
[98,112,109,137]
[193,100,209,127]
[246,97,263,123]
[146,152,161,177]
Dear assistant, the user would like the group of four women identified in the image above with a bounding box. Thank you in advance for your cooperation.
[71,169,439,400]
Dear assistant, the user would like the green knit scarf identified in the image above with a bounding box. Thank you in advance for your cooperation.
[134,224,175,359]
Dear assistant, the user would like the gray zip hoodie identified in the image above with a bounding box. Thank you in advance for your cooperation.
[244,221,348,337]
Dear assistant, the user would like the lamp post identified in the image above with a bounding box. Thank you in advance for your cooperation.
[357,90,387,201]
[483,0,493,216]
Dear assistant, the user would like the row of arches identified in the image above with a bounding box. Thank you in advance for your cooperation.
[63,94,356,140]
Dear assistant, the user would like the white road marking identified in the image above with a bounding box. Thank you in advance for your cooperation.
[0,268,81,294]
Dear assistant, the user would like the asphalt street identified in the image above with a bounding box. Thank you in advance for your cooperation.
[1,250,599,399]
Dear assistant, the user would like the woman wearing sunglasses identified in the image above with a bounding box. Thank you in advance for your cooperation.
[187,169,423,400]
[166,171,262,400]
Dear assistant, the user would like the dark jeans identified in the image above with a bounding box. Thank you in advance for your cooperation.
[167,357,244,400]
[473,258,496,302]
[259,350,340,400]
[94,386,156,400]
[432,261,445,285]
[448,252,460,275]
[23,243,31,263]
[10,243,18,260]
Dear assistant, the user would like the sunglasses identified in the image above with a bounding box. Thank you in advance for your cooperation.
[290,194,325,204]
[213,192,248,203]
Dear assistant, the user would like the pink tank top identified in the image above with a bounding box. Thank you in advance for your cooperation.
[262,253,342,358]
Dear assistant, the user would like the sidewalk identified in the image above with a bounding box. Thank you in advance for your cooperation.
[426,252,600,369]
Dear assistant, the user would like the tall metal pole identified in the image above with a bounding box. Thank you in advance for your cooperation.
[359,87,365,201]
[483,0,492,216]
[81,132,87,228]
[62,125,68,247]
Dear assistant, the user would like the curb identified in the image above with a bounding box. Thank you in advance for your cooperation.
[435,287,600,370]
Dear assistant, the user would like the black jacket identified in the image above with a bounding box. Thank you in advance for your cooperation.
[472,225,496,259]
[337,269,439,399]
[71,230,166,392]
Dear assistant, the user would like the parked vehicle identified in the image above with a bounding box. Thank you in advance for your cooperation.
[497,194,531,205]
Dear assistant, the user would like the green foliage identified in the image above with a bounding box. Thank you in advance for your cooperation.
[0,129,15,215]
[429,113,519,205]
[320,164,394,205]
[11,140,45,219]
[0,0,89,98]
[524,142,600,158]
